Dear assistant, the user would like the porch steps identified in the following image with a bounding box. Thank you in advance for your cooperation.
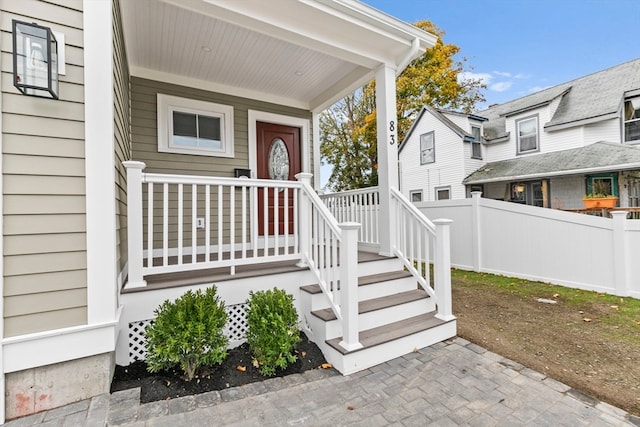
[300,257,456,375]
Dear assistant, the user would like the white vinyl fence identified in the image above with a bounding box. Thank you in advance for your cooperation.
[416,193,640,298]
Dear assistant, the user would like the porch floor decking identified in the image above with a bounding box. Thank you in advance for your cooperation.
[122,250,388,293]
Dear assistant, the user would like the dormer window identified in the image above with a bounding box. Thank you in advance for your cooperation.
[624,97,640,143]
[516,115,539,154]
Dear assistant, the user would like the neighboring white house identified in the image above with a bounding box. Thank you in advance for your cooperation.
[399,58,640,210]
[0,0,456,422]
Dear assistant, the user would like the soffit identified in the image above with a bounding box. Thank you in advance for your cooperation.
[120,0,435,111]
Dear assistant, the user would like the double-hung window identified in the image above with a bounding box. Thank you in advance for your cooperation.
[420,131,435,164]
[624,96,640,144]
[516,115,539,154]
[471,125,482,159]
[157,94,234,157]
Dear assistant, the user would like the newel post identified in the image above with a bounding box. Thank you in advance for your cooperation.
[339,222,363,351]
[123,161,147,288]
[295,173,313,268]
[433,218,455,321]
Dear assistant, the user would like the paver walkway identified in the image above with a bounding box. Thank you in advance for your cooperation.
[3,338,638,426]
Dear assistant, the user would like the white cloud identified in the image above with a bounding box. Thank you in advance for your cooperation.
[490,81,513,92]
[514,73,530,79]
[493,71,512,77]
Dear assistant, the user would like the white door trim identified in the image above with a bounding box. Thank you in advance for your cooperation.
[247,110,310,180]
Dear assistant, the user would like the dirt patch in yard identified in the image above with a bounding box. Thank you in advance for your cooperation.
[452,271,640,416]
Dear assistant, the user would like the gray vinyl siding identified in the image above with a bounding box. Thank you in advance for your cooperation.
[131,77,311,176]
[131,77,312,249]
[1,1,87,337]
[113,0,130,274]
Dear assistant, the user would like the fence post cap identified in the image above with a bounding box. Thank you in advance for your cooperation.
[123,160,146,170]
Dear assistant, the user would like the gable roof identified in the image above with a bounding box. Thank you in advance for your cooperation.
[476,58,640,136]
[120,0,437,112]
[399,106,474,153]
[463,142,640,185]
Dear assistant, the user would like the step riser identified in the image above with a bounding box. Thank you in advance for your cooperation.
[357,258,403,276]
[305,276,419,312]
[321,298,434,340]
[322,321,457,375]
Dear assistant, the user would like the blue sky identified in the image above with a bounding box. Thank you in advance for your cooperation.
[363,0,640,109]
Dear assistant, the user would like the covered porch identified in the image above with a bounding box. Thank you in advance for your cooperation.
[116,0,455,373]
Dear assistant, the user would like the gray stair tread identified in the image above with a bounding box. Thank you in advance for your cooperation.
[300,270,413,295]
[311,289,428,321]
[326,312,449,355]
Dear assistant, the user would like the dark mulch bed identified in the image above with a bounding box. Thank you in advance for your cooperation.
[110,333,328,403]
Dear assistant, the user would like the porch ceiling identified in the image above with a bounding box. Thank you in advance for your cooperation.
[119,0,436,111]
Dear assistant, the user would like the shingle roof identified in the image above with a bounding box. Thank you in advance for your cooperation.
[463,142,640,184]
[399,106,474,153]
[476,58,640,134]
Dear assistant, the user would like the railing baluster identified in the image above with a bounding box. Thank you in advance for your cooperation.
[205,184,210,262]
[230,185,235,275]
[241,184,247,259]
[218,185,223,262]
[263,187,269,256]
[192,184,197,264]
[284,188,289,255]
[163,183,168,266]
[274,185,279,256]
[147,182,154,269]
[177,184,183,265]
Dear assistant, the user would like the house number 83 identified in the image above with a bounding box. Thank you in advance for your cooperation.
[389,121,396,145]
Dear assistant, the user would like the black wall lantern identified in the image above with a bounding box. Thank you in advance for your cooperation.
[12,20,59,99]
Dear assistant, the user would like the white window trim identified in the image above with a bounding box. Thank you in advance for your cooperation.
[471,125,482,159]
[516,115,539,155]
[435,186,451,200]
[157,94,234,157]
[420,131,435,165]
[409,190,423,202]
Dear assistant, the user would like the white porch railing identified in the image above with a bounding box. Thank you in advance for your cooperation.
[124,161,303,286]
[320,187,379,246]
[390,188,454,321]
[124,162,363,350]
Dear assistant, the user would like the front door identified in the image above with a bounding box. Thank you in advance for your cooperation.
[256,121,302,235]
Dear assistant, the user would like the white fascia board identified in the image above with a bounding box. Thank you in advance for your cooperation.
[307,0,437,48]
[131,67,311,111]
[3,316,120,374]
[465,162,640,185]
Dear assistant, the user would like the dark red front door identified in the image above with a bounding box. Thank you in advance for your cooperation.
[256,121,301,235]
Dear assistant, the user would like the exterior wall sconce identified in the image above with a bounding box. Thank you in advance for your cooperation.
[515,183,526,194]
[12,20,59,99]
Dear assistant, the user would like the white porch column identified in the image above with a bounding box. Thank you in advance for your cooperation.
[433,218,455,321]
[375,64,398,256]
[339,222,363,352]
[124,161,147,288]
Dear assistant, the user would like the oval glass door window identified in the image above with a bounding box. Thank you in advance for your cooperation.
[268,138,290,181]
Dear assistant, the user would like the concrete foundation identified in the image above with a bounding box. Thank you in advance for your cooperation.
[5,352,115,421]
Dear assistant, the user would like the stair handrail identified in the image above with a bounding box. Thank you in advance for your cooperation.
[296,174,343,320]
[297,174,362,350]
[390,188,454,321]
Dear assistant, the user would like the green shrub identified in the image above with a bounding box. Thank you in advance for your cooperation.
[245,288,300,376]
[144,286,228,380]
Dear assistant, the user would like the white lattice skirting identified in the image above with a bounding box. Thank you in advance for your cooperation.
[127,303,249,364]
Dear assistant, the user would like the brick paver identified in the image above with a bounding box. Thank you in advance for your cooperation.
[3,338,638,426]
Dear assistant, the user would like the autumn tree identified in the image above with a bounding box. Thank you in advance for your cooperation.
[320,21,485,191]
